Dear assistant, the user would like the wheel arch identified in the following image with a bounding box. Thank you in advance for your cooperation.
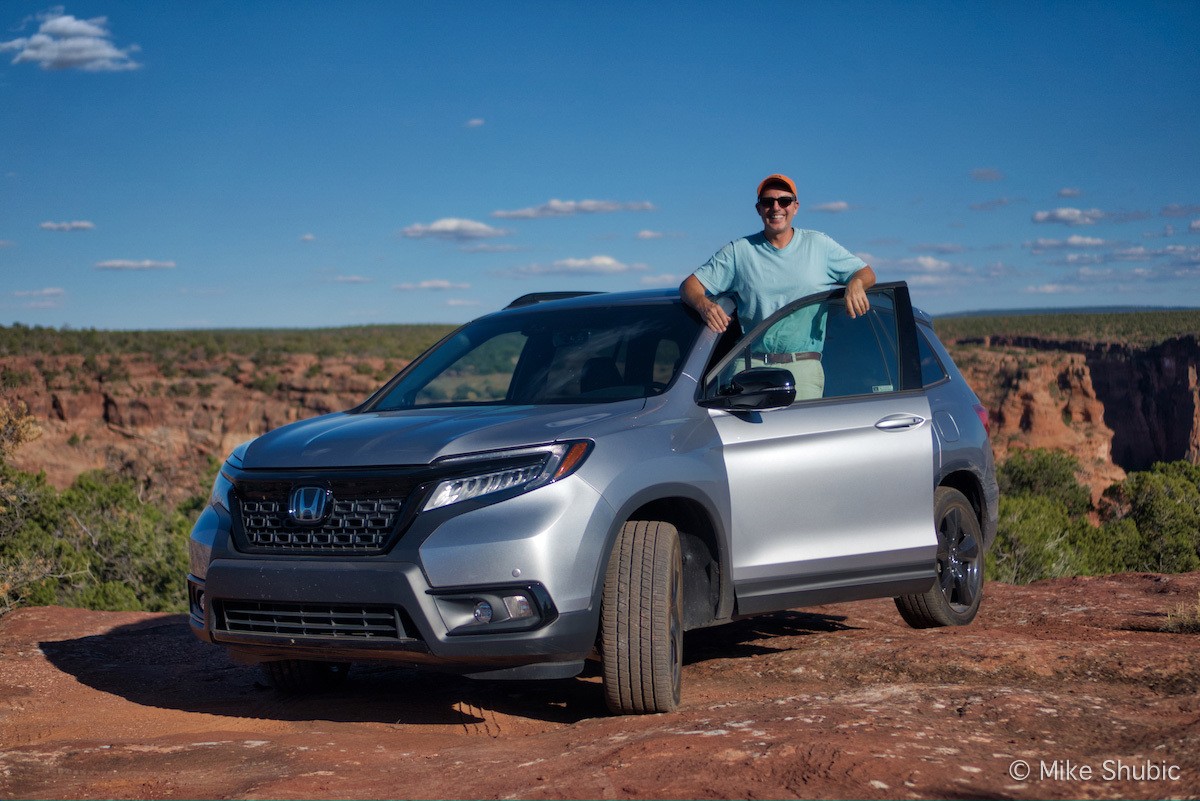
[601,486,732,631]
[937,466,993,550]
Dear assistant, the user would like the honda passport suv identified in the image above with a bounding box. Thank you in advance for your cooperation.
[188,282,998,714]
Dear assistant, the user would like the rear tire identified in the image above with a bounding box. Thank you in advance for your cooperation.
[601,520,683,714]
[895,487,984,628]
[261,660,350,693]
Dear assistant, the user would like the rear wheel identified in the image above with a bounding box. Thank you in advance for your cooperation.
[601,520,683,714]
[895,487,984,628]
[261,660,350,693]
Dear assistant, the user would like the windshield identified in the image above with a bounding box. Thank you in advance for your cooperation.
[368,301,701,410]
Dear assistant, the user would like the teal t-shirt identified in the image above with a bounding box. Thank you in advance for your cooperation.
[693,228,865,353]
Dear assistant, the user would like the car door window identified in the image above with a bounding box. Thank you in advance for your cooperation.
[705,287,910,404]
[917,325,949,387]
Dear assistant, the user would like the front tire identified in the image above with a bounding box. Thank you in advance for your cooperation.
[601,520,684,714]
[895,487,984,628]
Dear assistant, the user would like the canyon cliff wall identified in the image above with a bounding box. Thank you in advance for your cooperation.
[948,334,1200,497]
[3,334,1199,505]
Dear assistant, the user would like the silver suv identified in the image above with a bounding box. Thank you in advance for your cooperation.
[188,282,998,714]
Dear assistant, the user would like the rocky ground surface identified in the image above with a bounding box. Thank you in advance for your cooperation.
[2,572,1198,800]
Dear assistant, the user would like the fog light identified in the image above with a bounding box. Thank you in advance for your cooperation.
[473,600,494,624]
[502,595,533,620]
[197,590,206,613]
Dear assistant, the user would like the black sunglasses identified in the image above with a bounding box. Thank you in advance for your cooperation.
[757,196,796,209]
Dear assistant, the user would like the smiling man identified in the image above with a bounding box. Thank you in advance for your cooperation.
[680,172,876,398]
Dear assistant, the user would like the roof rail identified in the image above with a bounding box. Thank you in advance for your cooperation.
[504,291,604,309]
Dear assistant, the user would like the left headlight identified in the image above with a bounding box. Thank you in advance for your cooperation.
[422,440,592,512]
[209,468,235,511]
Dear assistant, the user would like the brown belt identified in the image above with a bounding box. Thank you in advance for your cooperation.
[752,351,821,364]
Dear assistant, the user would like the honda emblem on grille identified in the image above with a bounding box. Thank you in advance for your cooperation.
[288,486,331,525]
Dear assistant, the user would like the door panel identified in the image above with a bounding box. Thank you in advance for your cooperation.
[703,284,936,614]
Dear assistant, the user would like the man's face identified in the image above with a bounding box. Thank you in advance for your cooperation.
[756,186,798,238]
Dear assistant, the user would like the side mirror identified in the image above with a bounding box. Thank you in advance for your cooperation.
[699,367,796,411]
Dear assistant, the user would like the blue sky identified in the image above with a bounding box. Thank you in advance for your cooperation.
[2,2,1198,330]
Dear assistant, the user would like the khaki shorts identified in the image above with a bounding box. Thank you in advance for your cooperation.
[749,356,824,401]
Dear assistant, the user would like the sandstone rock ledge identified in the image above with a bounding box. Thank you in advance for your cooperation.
[1,572,1197,800]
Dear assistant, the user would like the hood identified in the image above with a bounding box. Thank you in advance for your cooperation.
[241,400,646,469]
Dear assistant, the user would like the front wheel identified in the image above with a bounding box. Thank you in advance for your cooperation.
[601,520,683,714]
[895,487,984,628]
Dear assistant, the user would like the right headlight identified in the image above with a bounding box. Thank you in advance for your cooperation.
[422,440,592,512]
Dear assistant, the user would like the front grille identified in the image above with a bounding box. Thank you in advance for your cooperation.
[240,496,404,551]
[216,600,410,640]
[231,472,425,554]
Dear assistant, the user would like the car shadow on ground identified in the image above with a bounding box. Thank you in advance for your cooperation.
[39,610,856,726]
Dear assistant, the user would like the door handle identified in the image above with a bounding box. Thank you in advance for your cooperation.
[875,413,926,431]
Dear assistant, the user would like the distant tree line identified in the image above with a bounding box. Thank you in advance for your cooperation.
[0,322,456,361]
[934,308,1200,347]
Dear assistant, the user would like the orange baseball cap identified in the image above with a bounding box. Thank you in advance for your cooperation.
[757,173,797,197]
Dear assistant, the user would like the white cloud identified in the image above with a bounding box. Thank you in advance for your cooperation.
[1025,235,1107,252]
[13,287,65,297]
[810,201,850,213]
[401,218,509,240]
[459,243,522,253]
[1,10,141,72]
[1058,187,1082,198]
[1056,253,1104,265]
[40,220,94,231]
[95,259,175,270]
[393,279,471,291]
[0,240,13,248]
[635,230,664,240]
[902,274,953,288]
[971,168,1004,182]
[300,233,316,242]
[1161,204,1200,218]
[1024,283,1084,295]
[1191,219,1200,232]
[492,199,655,219]
[13,287,65,308]
[446,298,480,307]
[1111,246,1155,262]
[465,118,485,128]
[333,275,371,284]
[639,273,681,287]
[1032,207,1105,226]
[509,255,646,276]
[901,256,953,272]
[1074,267,1116,281]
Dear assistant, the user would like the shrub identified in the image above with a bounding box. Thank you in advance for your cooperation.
[988,494,1092,584]
[0,467,191,615]
[1099,469,1200,573]
[998,448,1091,515]
[1163,593,1200,634]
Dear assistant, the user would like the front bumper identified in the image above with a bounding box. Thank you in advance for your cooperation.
[189,558,598,678]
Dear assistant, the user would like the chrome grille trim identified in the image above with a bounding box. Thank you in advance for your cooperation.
[239,496,404,551]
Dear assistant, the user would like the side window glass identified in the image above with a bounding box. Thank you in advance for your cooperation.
[917,326,948,387]
[706,290,901,403]
[652,339,681,386]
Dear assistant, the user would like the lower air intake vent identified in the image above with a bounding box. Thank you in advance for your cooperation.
[216,601,409,640]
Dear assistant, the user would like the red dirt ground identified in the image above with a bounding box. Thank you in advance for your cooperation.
[2,572,1198,800]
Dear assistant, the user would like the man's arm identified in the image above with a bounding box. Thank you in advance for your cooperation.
[844,265,876,319]
[680,274,731,333]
